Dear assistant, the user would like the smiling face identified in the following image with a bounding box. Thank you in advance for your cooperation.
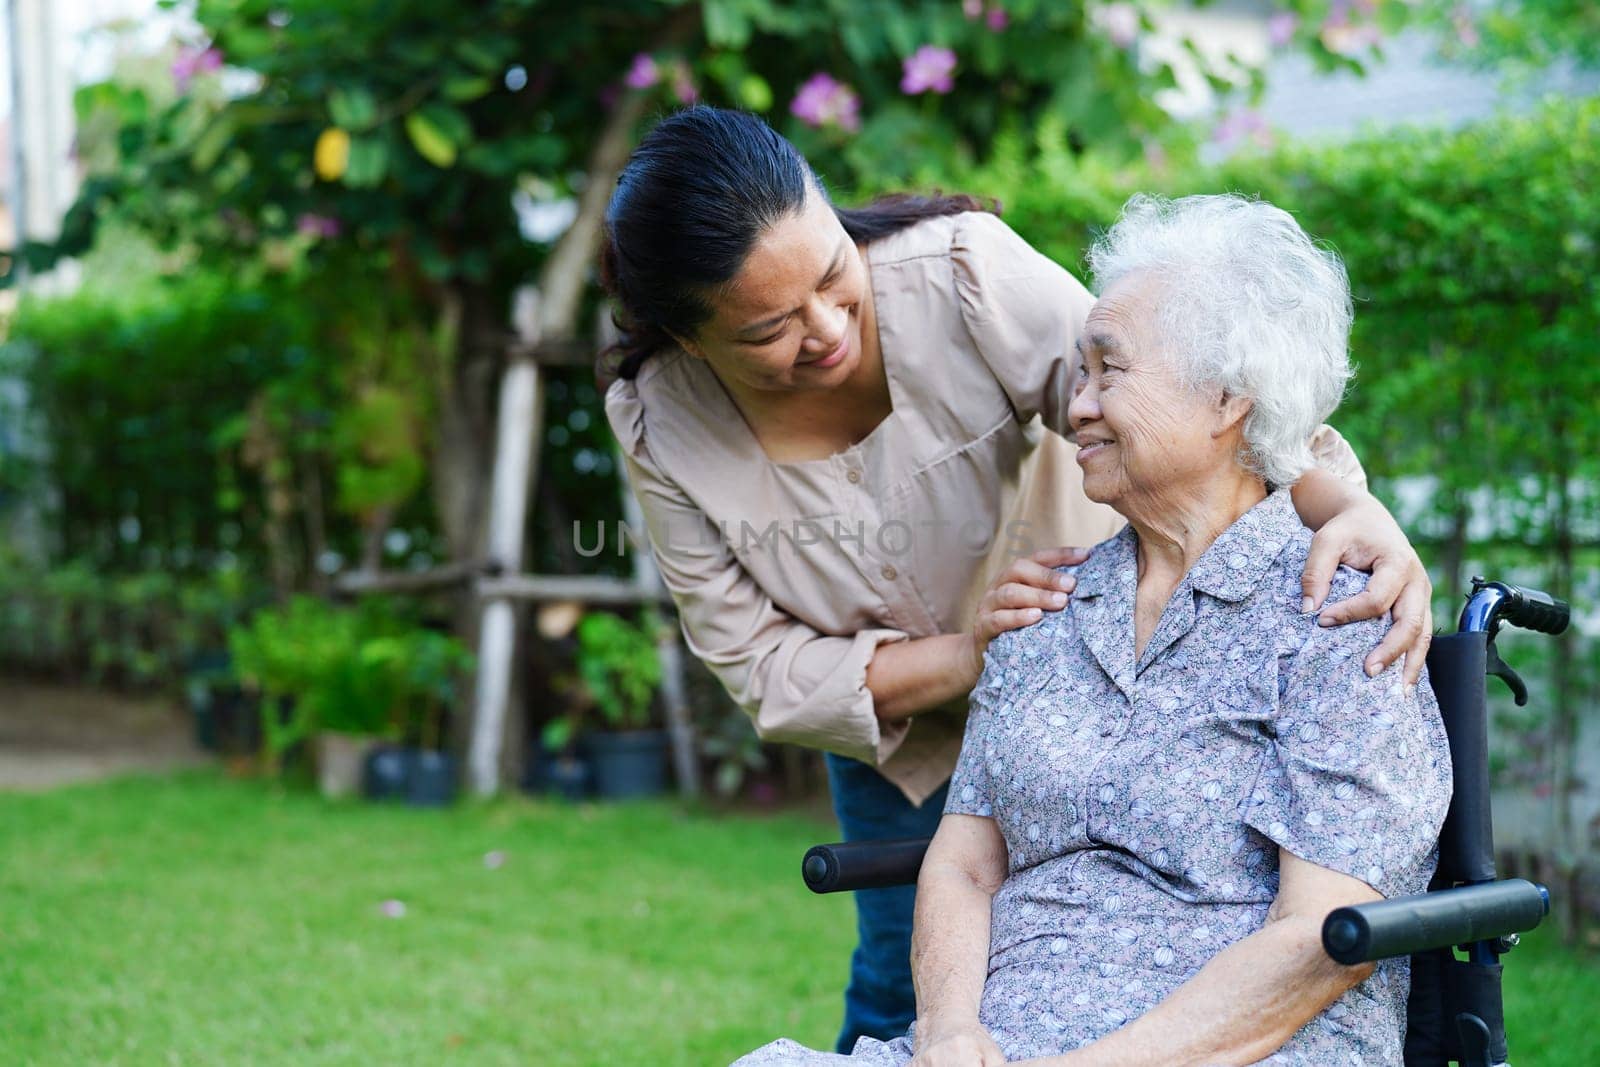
[1067,275,1249,515]
[674,186,869,394]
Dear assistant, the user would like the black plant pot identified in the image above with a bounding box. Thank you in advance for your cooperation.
[582,730,669,801]
[363,745,411,801]
[524,738,595,802]
[362,745,458,806]
[548,756,594,802]
[406,750,456,807]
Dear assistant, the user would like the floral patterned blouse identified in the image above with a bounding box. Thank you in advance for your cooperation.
[735,490,1452,1066]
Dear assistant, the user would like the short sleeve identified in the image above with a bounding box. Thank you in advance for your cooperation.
[1244,571,1452,900]
[605,379,912,765]
[944,646,1004,818]
[1309,423,1368,490]
[951,212,1095,440]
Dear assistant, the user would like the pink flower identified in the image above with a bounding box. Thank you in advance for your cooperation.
[295,213,341,239]
[986,7,1009,31]
[900,45,957,95]
[378,899,407,919]
[1319,0,1381,56]
[624,53,659,90]
[790,73,861,132]
[1452,6,1481,48]
[1142,139,1169,171]
[1101,4,1140,50]
[1211,108,1274,151]
[671,63,698,105]
[171,45,223,93]
[1267,12,1298,48]
[483,850,507,870]
[963,0,983,18]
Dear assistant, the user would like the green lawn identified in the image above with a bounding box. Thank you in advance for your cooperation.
[3,771,1596,1066]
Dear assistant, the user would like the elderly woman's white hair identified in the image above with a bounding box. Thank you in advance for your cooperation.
[1087,193,1353,488]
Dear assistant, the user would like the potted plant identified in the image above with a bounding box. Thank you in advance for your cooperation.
[308,636,408,798]
[228,596,346,778]
[571,610,667,800]
[229,598,471,802]
[531,703,595,802]
[359,627,473,806]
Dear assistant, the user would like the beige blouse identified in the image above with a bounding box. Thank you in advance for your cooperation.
[605,212,1365,805]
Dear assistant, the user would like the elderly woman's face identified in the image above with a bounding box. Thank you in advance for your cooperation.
[1068,277,1237,509]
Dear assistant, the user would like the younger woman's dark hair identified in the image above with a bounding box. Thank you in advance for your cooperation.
[598,106,993,382]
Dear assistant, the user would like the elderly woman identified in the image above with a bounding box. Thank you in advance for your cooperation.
[735,194,1453,1067]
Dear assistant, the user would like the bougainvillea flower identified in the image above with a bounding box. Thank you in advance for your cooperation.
[624,53,659,90]
[791,73,862,132]
[900,45,957,95]
[172,46,222,93]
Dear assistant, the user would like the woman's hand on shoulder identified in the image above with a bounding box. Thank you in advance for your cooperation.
[909,1020,1008,1067]
[1300,495,1433,689]
[961,546,1088,680]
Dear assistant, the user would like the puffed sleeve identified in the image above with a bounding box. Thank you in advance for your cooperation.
[605,379,913,766]
[1245,569,1453,900]
[951,211,1095,439]
[1308,423,1368,490]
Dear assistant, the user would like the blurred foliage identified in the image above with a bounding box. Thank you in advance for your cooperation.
[540,609,664,750]
[1417,0,1600,72]
[0,263,445,588]
[228,596,472,768]
[575,610,665,733]
[0,556,263,693]
[6,0,1396,287]
[1,271,305,573]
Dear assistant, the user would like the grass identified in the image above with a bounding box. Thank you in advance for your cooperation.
[3,771,1597,1066]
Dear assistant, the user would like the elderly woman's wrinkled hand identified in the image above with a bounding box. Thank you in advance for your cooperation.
[907,1021,1008,1067]
[961,546,1088,682]
[1301,494,1434,688]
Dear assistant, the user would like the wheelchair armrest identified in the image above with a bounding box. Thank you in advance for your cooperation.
[802,837,934,894]
[1321,878,1549,965]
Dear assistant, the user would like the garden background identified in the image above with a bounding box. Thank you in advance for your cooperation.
[2,1,1598,1063]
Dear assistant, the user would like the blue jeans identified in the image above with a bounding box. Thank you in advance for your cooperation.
[825,752,950,1054]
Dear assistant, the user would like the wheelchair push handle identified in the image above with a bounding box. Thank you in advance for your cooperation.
[1461,577,1569,637]
[1321,879,1549,966]
[803,838,931,894]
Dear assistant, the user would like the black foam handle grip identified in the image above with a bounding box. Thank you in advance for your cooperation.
[1500,583,1570,636]
[1321,879,1549,965]
[802,837,932,894]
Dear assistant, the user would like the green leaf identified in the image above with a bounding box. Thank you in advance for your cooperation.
[419,104,471,145]
[190,114,235,172]
[443,76,493,102]
[453,39,506,73]
[343,136,389,188]
[405,112,457,168]
[737,74,773,112]
[704,0,753,48]
[329,87,378,130]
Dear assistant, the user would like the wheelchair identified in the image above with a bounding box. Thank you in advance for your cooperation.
[802,577,1570,1067]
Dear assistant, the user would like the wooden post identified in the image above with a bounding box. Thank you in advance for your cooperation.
[463,85,650,795]
[468,290,544,796]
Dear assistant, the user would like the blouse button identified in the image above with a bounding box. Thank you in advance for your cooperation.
[881,564,898,581]
[846,469,862,484]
